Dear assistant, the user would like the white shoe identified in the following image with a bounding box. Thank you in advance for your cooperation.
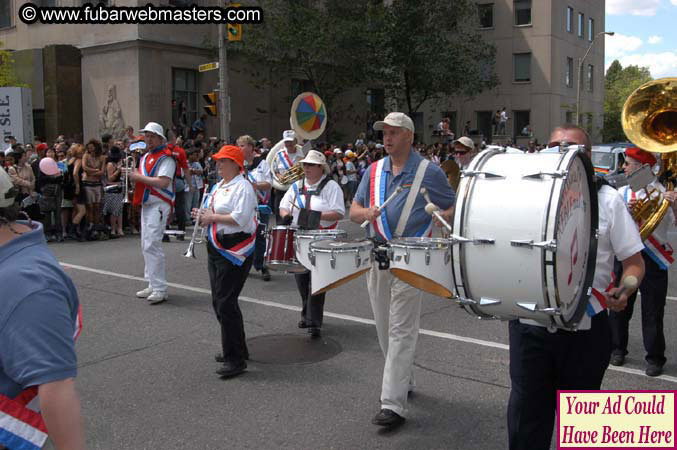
[136,287,153,298]
[147,291,168,304]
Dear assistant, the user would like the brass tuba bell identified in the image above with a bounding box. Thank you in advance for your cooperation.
[621,77,677,240]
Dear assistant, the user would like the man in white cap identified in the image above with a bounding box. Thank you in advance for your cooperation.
[126,122,176,304]
[452,136,477,170]
[0,166,85,450]
[271,130,303,220]
[350,112,456,428]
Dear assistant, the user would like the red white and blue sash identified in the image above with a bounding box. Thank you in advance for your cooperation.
[290,181,338,230]
[367,158,432,240]
[586,273,616,317]
[134,146,175,207]
[204,183,256,266]
[247,171,270,205]
[0,305,83,449]
[278,150,293,170]
[625,189,674,270]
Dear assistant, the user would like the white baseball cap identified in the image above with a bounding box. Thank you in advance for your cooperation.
[373,112,415,133]
[0,166,16,208]
[453,136,475,150]
[139,122,166,141]
[282,130,296,142]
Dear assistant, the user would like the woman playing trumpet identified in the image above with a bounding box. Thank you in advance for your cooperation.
[279,150,345,337]
[192,145,257,378]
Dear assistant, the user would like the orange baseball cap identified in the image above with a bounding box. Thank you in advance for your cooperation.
[212,145,244,169]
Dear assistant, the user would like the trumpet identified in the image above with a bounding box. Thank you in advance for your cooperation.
[184,183,210,258]
[123,154,136,204]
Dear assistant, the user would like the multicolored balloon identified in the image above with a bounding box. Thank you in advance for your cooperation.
[290,92,327,140]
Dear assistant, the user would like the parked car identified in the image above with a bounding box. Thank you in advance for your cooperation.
[591,143,632,188]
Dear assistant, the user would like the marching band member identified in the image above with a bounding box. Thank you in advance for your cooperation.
[238,134,273,282]
[507,125,645,450]
[193,145,257,379]
[279,150,345,338]
[349,112,455,428]
[272,130,304,220]
[451,136,477,170]
[127,122,176,305]
[0,166,85,450]
[610,147,677,377]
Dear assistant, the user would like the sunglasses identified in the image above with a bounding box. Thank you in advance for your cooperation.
[303,163,321,167]
[454,150,469,155]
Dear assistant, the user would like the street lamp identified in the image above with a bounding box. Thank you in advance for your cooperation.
[576,31,614,125]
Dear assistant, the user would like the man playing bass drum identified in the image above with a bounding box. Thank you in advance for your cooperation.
[279,150,345,338]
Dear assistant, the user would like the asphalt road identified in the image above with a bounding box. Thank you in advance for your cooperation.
[42,219,677,450]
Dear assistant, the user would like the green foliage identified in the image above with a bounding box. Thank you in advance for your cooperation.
[0,41,24,88]
[371,0,498,115]
[603,60,652,142]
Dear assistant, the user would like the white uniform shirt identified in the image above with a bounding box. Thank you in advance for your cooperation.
[247,159,272,186]
[209,174,257,235]
[617,180,675,247]
[280,175,345,228]
[144,155,176,205]
[522,185,643,330]
[274,148,304,174]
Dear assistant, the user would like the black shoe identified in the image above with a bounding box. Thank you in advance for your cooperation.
[610,353,625,367]
[371,409,405,427]
[216,361,247,378]
[215,352,249,362]
[262,268,271,282]
[308,327,321,338]
[646,363,663,377]
[298,320,311,329]
[162,234,170,242]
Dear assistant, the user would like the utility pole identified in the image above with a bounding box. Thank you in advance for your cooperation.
[217,22,230,142]
[576,31,614,126]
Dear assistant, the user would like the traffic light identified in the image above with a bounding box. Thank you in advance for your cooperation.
[226,23,242,42]
[203,92,217,116]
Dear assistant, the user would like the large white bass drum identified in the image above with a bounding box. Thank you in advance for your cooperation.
[452,148,598,330]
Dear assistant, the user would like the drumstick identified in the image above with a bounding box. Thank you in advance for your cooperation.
[360,186,405,228]
[612,276,639,299]
[424,203,452,232]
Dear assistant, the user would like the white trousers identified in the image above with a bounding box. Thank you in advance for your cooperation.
[141,201,170,293]
[367,263,423,417]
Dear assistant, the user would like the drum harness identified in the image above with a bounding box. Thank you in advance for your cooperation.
[368,159,430,271]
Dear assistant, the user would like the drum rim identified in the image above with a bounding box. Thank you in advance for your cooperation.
[550,149,599,328]
[309,240,374,251]
[271,225,298,231]
[389,237,452,249]
[296,229,348,238]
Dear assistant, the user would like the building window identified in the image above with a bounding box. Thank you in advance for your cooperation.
[168,0,193,5]
[514,53,531,82]
[588,18,594,41]
[566,111,574,124]
[514,110,531,137]
[442,111,458,135]
[566,57,574,88]
[566,7,573,32]
[478,3,493,28]
[585,112,593,135]
[34,0,56,6]
[0,0,11,28]
[291,79,314,100]
[514,0,531,26]
[587,64,594,92]
[172,68,198,126]
[578,13,584,38]
[366,88,384,116]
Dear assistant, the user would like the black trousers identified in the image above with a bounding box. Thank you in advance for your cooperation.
[253,212,270,271]
[507,313,611,450]
[294,271,326,327]
[609,252,667,366]
[207,242,253,364]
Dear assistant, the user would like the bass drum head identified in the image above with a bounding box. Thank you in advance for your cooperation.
[551,150,598,327]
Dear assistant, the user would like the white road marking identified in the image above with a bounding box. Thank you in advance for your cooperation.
[60,262,677,383]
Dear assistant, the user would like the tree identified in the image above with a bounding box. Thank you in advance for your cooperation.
[371,0,498,115]
[603,60,652,142]
[242,0,375,140]
[0,41,23,87]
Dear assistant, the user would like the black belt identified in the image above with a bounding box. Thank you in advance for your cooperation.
[215,231,250,249]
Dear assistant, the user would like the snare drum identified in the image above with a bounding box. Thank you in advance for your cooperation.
[295,229,348,271]
[265,226,305,273]
[388,237,453,298]
[452,148,597,329]
[309,240,374,295]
